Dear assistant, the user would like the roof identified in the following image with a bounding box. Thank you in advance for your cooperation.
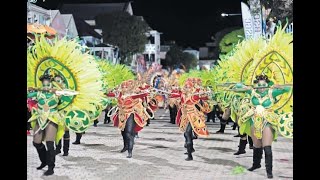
[60,3,130,20]
[50,10,60,20]
[74,17,102,38]
[61,14,73,28]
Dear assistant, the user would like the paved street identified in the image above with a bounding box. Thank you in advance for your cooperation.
[27,109,293,180]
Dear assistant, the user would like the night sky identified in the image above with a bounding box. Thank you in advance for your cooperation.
[35,0,243,48]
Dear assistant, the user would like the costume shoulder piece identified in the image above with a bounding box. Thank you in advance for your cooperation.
[103,63,135,90]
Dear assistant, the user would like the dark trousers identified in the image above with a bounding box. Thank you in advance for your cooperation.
[123,114,136,153]
[169,105,177,124]
[104,108,111,123]
[184,123,194,158]
[206,109,215,122]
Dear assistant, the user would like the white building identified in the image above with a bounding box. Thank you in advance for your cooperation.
[27,3,78,39]
[27,3,51,25]
[183,47,199,60]
[144,30,161,64]
[61,2,161,66]
[60,2,133,38]
[89,45,118,64]
[60,2,133,64]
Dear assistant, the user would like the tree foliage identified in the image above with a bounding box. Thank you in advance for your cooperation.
[164,45,197,70]
[260,0,293,23]
[182,52,198,70]
[96,12,149,64]
[219,28,244,55]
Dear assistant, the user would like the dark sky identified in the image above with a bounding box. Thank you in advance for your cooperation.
[35,0,243,48]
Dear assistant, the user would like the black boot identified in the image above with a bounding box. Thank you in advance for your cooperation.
[216,124,226,133]
[72,133,82,145]
[185,143,193,161]
[184,147,195,154]
[44,141,55,176]
[127,138,133,158]
[234,139,247,155]
[63,131,70,156]
[248,147,263,171]
[55,140,62,155]
[232,123,237,130]
[33,142,47,170]
[126,133,134,158]
[120,141,128,153]
[127,149,133,158]
[120,131,128,153]
[264,146,273,179]
[93,120,98,127]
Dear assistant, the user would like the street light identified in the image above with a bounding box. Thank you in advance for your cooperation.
[221,13,241,17]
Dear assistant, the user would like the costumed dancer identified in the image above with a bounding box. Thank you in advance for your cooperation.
[210,27,293,178]
[231,75,291,178]
[107,80,154,158]
[27,35,104,176]
[170,78,211,161]
[27,74,68,175]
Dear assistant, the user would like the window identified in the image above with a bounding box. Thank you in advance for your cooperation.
[144,54,149,61]
[150,54,155,62]
[34,14,38,23]
[39,15,45,24]
[27,12,33,23]
[148,35,155,44]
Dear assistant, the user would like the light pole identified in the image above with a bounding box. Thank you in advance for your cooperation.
[221,13,241,17]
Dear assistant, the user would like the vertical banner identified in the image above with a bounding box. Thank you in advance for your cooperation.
[241,2,253,39]
[248,0,263,39]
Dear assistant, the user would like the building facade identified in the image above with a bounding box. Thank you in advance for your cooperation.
[142,30,162,64]
[27,3,78,39]
[60,2,133,64]
[27,3,51,25]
